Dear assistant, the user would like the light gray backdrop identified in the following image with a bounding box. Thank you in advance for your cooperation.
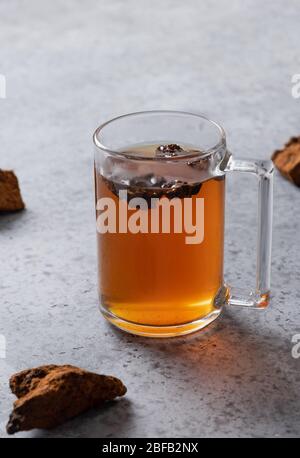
[0,0,299,438]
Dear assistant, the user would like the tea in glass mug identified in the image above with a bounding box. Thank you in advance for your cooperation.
[94,111,273,337]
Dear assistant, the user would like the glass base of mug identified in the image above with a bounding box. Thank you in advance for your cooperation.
[99,305,223,338]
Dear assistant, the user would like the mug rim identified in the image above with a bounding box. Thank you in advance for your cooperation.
[93,110,226,162]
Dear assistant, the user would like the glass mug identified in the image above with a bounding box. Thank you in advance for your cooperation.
[93,111,273,337]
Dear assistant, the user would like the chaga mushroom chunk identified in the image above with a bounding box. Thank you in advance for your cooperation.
[0,169,25,211]
[6,365,126,434]
[272,137,300,187]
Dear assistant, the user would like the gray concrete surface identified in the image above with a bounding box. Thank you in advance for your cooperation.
[0,0,300,438]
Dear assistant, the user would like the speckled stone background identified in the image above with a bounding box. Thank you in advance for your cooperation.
[0,0,300,438]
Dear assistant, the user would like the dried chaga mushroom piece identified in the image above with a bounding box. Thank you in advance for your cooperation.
[6,365,126,434]
[9,364,58,398]
[103,174,202,206]
[0,170,25,211]
[272,137,300,187]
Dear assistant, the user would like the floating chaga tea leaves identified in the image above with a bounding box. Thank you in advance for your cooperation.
[155,144,186,158]
[100,143,206,206]
[6,365,126,434]
[188,157,210,171]
[103,173,202,207]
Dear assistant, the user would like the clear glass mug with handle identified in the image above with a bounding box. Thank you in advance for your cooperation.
[93,111,273,337]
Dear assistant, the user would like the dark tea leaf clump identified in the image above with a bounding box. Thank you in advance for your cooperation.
[155,144,186,158]
[103,173,202,206]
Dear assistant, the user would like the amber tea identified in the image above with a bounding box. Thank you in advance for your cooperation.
[95,143,227,336]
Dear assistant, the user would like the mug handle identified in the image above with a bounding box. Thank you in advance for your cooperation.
[224,156,274,308]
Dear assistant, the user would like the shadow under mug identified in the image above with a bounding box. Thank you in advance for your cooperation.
[93,111,273,337]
